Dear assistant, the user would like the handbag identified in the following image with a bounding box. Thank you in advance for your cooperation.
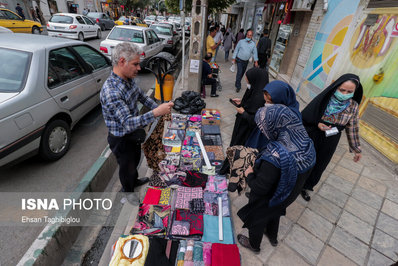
[230,63,235,73]
[126,128,146,144]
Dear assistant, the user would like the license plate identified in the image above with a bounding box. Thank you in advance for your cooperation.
[54,26,64,30]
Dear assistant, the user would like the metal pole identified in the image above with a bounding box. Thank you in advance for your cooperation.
[181,9,185,91]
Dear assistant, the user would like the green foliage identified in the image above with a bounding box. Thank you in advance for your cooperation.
[165,0,235,14]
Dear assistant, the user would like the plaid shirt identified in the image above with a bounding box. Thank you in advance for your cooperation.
[100,72,158,137]
[322,100,361,153]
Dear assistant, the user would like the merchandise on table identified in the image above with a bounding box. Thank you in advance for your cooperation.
[131,204,171,236]
[202,242,212,266]
[182,171,208,188]
[202,125,221,135]
[144,238,179,266]
[201,215,234,244]
[175,187,204,209]
[211,243,241,266]
[164,145,182,153]
[202,109,221,126]
[163,121,186,147]
[175,209,204,237]
[159,171,186,186]
[171,220,191,236]
[202,134,222,146]
[109,234,149,266]
[149,172,168,187]
[143,187,162,205]
[203,192,230,216]
[159,187,172,205]
[189,198,205,214]
[201,165,216,176]
[204,146,224,160]
[205,175,228,193]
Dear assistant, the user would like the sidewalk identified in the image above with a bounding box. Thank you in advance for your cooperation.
[101,51,398,266]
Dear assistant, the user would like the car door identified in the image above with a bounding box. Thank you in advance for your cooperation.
[75,16,89,38]
[2,9,27,33]
[104,14,113,29]
[150,30,163,54]
[145,29,156,58]
[46,47,97,122]
[83,16,96,37]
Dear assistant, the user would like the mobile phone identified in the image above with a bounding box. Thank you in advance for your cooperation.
[229,98,239,107]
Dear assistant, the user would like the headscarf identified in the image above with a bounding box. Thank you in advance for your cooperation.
[301,73,363,127]
[241,67,268,114]
[263,80,301,120]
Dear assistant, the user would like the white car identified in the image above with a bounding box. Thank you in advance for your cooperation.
[143,15,156,25]
[150,24,179,51]
[99,25,164,68]
[0,26,13,33]
[47,13,102,41]
[159,21,181,39]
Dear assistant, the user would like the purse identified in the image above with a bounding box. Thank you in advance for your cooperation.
[126,128,146,144]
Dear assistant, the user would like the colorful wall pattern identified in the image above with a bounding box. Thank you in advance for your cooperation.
[298,0,360,98]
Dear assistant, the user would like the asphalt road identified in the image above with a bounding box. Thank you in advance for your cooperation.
[0,30,160,266]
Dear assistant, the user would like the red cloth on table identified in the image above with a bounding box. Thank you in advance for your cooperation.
[175,209,203,236]
[211,243,240,266]
[143,188,162,205]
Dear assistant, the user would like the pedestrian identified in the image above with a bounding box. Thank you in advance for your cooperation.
[83,8,88,16]
[237,81,315,252]
[232,29,258,92]
[300,73,363,201]
[257,29,272,70]
[223,28,235,62]
[16,3,25,19]
[100,42,174,192]
[213,25,223,62]
[201,52,219,98]
[35,6,43,24]
[234,29,245,50]
[206,27,221,63]
[30,7,38,21]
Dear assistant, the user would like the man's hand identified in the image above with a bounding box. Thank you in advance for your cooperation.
[207,74,212,79]
[318,122,331,132]
[153,102,174,117]
[232,98,241,105]
[353,152,362,162]
[236,107,245,114]
[232,59,236,64]
[254,61,258,67]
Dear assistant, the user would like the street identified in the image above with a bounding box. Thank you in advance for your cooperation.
[0,30,160,266]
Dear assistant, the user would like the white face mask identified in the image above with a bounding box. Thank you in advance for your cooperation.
[247,84,251,89]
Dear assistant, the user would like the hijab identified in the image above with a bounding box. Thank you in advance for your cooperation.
[241,67,268,114]
[301,73,363,127]
[263,80,301,120]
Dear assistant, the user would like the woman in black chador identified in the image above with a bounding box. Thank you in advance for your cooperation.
[300,73,363,201]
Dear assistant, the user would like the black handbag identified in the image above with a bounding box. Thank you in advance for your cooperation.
[126,128,146,144]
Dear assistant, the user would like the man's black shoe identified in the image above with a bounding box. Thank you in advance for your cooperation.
[135,177,149,187]
[210,94,219,97]
[301,189,311,201]
[236,88,240,92]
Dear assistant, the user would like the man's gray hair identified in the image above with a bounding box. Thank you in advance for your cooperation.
[111,42,142,66]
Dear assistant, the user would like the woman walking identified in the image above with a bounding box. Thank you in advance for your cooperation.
[223,28,235,62]
[237,81,315,252]
[300,73,363,201]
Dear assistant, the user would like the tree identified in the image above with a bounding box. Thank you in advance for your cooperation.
[165,0,235,14]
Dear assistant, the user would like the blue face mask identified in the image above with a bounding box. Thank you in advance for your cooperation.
[246,37,251,42]
[334,90,354,101]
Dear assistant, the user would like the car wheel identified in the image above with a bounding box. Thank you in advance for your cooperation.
[97,29,101,39]
[101,24,105,31]
[32,26,41,34]
[78,32,84,41]
[39,120,71,161]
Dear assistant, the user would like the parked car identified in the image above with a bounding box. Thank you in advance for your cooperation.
[159,21,181,39]
[150,23,179,51]
[99,25,163,68]
[184,17,191,36]
[115,16,147,27]
[143,15,156,25]
[0,34,112,167]
[0,26,13,33]
[0,7,42,34]
[47,13,102,41]
[156,15,166,22]
[87,12,115,31]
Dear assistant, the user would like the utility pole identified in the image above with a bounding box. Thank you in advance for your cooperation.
[180,0,185,91]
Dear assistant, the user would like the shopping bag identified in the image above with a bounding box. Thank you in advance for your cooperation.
[230,63,235,73]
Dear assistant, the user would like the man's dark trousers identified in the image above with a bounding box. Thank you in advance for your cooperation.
[204,77,217,95]
[258,53,268,69]
[235,57,249,91]
[108,133,141,192]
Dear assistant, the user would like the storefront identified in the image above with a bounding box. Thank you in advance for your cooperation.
[47,0,58,15]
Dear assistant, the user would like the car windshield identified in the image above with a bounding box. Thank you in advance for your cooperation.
[108,28,144,43]
[0,48,30,92]
[151,25,171,36]
[87,13,101,18]
[49,15,73,24]
[146,16,155,20]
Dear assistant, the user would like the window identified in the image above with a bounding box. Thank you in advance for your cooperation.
[49,15,73,24]
[108,28,144,43]
[150,30,160,43]
[4,10,21,20]
[83,17,94,25]
[150,25,172,36]
[48,48,86,88]
[146,31,154,44]
[72,45,109,70]
[76,16,85,24]
[0,10,7,19]
[0,48,30,92]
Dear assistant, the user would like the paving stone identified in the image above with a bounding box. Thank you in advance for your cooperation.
[325,161,336,172]
[337,211,373,244]
[367,248,394,266]
[318,246,358,266]
[386,188,398,204]
[278,216,293,239]
[382,199,398,220]
[307,194,342,223]
[318,183,349,208]
[357,176,387,197]
[333,165,359,184]
[376,213,398,241]
[351,186,383,210]
[339,154,364,174]
[334,145,347,156]
[297,208,333,242]
[331,154,342,164]
[286,200,305,222]
[267,244,310,266]
[230,192,248,211]
[362,165,395,182]
[329,227,369,265]
[285,225,324,264]
[371,229,398,261]
[345,197,379,226]
[325,174,354,194]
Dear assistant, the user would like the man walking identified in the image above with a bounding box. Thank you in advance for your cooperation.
[207,27,221,63]
[232,29,258,92]
[257,29,272,70]
[100,42,173,192]
[202,53,219,97]
[16,3,25,19]
[213,25,223,62]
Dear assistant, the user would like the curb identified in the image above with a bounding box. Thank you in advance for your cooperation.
[17,89,153,266]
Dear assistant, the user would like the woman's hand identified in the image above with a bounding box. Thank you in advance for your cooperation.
[245,166,253,177]
[236,107,245,114]
[318,122,332,132]
[353,152,362,162]
[232,98,241,105]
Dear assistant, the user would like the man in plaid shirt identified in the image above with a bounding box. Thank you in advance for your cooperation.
[101,42,173,192]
